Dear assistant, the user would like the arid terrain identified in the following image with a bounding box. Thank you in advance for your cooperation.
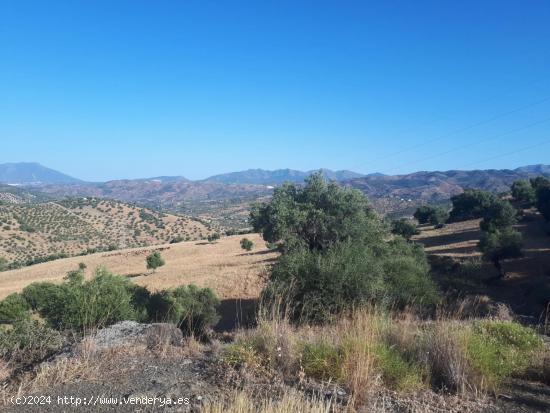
[0,198,220,269]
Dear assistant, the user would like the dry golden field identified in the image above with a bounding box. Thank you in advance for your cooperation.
[0,233,276,300]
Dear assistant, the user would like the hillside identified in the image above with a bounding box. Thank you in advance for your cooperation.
[0,162,81,184]
[0,234,274,303]
[0,198,219,269]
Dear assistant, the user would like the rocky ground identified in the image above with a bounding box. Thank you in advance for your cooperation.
[2,321,550,413]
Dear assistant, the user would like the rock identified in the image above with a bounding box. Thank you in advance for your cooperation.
[89,321,182,350]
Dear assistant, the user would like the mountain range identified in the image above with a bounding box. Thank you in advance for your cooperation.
[1,162,550,216]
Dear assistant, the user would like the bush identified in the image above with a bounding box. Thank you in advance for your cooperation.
[148,285,220,336]
[373,343,424,391]
[146,251,165,272]
[27,268,138,331]
[264,239,439,323]
[391,219,419,240]
[466,320,542,390]
[0,319,63,366]
[301,341,343,381]
[414,205,449,225]
[0,257,7,272]
[0,293,30,323]
[240,238,254,251]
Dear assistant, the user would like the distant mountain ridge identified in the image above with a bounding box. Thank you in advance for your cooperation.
[202,168,366,185]
[0,162,81,184]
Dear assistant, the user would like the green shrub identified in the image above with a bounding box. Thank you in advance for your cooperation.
[240,238,254,251]
[146,251,165,272]
[479,227,522,277]
[0,293,30,323]
[373,344,424,391]
[0,319,63,366]
[301,341,343,381]
[466,320,542,389]
[28,268,138,331]
[265,239,439,323]
[148,284,220,336]
[391,219,419,240]
[207,233,221,242]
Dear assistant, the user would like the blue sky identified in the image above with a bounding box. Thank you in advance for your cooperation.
[1,1,549,181]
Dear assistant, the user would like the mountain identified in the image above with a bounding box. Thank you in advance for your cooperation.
[345,166,550,212]
[203,168,365,185]
[0,162,81,184]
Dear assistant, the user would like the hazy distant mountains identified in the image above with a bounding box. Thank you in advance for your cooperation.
[2,163,550,211]
[0,162,81,185]
[203,168,367,185]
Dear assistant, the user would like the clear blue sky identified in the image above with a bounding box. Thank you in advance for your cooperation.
[1,1,549,181]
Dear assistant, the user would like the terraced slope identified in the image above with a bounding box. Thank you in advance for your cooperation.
[0,198,219,269]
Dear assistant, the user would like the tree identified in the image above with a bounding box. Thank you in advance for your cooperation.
[479,227,523,279]
[479,198,518,231]
[448,189,495,222]
[255,175,439,321]
[536,184,550,221]
[207,233,220,242]
[250,173,382,252]
[414,205,449,225]
[146,251,165,273]
[0,257,7,272]
[511,180,536,205]
[391,219,419,240]
[240,238,254,251]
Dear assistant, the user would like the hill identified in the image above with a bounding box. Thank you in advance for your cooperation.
[0,198,218,270]
[0,162,81,184]
[346,165,550,215]
[203,168,365,184]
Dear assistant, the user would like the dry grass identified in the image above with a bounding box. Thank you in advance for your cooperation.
[0,234,276,299]
[200,390,337,413]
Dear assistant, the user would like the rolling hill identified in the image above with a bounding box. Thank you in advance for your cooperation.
[0,198,219,270]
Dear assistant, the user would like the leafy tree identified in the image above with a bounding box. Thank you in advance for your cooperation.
[414,205,449,225]
[207,233,221,242]
[146,251,165,273]
[254,175,439,322]
[240,238,254,251]
[448,189,495,222]
[479,227,523,278]
[391,219,419,240]
[511,180,536,205]
[536,184,550,221]
[250,173,382,251]
[479,199,517,231]
[530,176,550,191]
